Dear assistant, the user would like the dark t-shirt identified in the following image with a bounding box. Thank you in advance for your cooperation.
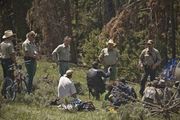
[87,68,110,92]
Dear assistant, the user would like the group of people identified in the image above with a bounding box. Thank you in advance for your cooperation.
[1,29,178,107]
[55,37,119,101]
[86,39,162,101]
[0,30,38,97]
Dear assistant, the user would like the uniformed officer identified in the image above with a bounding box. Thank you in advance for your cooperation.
[52,36,71,76]
[98,39,119,83]
[0,30,16,97]
[139,40,161,96]
[22,31,38,94]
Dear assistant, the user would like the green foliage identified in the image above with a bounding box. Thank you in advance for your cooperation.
[117,31,145,80]
[82,29,105,65]
[82,29,146,81]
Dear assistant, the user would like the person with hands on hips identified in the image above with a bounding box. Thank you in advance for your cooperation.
[139,40,161,96]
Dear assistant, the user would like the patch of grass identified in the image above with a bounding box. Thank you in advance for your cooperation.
[1,103,119,120]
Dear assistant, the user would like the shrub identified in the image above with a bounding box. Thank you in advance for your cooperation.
[82,29,106,66]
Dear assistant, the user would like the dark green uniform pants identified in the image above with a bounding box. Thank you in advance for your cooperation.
[1,58,14,96]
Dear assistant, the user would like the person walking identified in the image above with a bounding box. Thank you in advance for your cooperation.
[52,36,71,76]
[139,40,161,96]
[22,31,38,94]
[98,39,119,83]
[0,30,16,97]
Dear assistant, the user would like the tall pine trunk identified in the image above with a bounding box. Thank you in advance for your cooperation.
[27,0,77,62]
[103,0,115,24]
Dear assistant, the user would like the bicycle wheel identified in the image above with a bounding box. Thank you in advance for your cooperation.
[5,82,17,101]
[20,74,29,93]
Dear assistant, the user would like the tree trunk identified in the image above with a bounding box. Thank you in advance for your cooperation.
[0,0,14,37]
[27,0,76,61]
[171,0,176,59]
[12,0,31,40]
[103,0,115,24]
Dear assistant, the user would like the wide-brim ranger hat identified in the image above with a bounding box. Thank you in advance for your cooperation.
[147,40,154,45]
[26,31,37,38]
[2,30,15,39]
[106,39,116,46]
[65,69,73,76]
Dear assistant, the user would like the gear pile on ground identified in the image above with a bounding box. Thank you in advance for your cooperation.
[58,98,95,112]
[105,81,137,107]
[141,80,180,120]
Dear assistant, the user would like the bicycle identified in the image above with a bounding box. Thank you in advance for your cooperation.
[5,61,30,101]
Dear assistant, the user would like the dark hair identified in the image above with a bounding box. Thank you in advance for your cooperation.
[92,61,98,69]
[66,74,72,79]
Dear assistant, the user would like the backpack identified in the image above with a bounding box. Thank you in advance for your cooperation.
[78,101,95,111]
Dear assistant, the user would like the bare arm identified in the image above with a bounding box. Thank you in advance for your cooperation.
[139,50,145,67]
[52,45,62,61]
[155,51,161,66]
[98,69,111,78]
[98,49,104,62]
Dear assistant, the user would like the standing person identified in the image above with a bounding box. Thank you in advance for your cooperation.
[22,31,38,94]
[139,40,161,96]
[57,69,77,101]
[98,39,119,83]
[0,30,16,97]
[87,61,111,100]
[52,36,71,76]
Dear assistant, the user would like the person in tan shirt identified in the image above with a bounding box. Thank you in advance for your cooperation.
[98,39,119,82]
[139,40,161,96]
[22,31,38,94]
[0,30,16,98]
[52,36,71,76]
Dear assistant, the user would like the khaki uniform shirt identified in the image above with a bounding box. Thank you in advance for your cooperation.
[52,43,70,61]
[139,48,161,66]
[22,39,38,57]
[99,48,119,66]
[0,40,15,59]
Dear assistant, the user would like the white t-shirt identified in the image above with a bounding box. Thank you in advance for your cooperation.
[58,76,76,98]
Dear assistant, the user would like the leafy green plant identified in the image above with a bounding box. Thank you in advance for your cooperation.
[82,29,106,66]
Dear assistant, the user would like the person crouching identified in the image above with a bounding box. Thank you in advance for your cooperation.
[57,70,77,102]
[87,61,111,100]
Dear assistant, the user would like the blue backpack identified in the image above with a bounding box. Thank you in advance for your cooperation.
[161,58,179,80]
